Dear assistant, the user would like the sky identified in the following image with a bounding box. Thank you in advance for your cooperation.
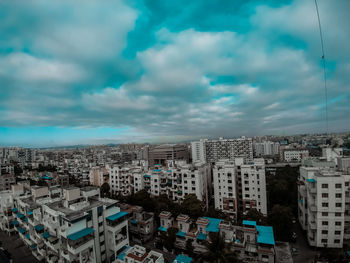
[0,0,349,147]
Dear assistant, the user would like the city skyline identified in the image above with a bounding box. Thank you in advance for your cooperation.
[1,0,350,147]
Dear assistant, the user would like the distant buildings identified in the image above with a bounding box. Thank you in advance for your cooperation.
[191,137,253,164]
[89,166,109,187]
[254,141,280,157]
[148,144,189,167]
[0,164,15,191]
[282,148,309,162]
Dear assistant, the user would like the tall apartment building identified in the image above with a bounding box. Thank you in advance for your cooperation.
[89,167,109,187]
[191,140,206,164]
[149,162,211,206]
[0,184,130,263]
[191,137,253,164]
[148,144,189,167]
[254,141,280,157]
[213,158,267,219]
[298,158,350,248]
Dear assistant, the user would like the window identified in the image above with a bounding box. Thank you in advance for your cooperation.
[322,203,328,208]
[322,221,328,226]
[336,203,342,208]
[335,184,342,189]
[335,193,342,198]
[335,222,342,226]
[335,212,342,217]
[322,212,328,216]
[321,230,328,234]
[322,184,328,189]
[334,239,341,244]
[322,193,328,198]
[321,239,327,243]
[335,231,341,235]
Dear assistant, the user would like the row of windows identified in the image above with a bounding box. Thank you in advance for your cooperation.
[321,193,342,198]
[321,183,342,189]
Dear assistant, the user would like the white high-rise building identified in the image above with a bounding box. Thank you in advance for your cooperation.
[298,158,350,248]
[213,158,267,219]
[191,140,206,164]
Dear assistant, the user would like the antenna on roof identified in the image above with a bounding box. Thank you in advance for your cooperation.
[314,0,329,135]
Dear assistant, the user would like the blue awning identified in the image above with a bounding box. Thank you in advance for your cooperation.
[27,211,33,215]
[153,169,162,172]
[12,220,19,226]
[144,175,151,178]
[131,219,137,224]
[176,231,186,237]
[17,213,25,219]
[197,233,207,240]
[173,254,192,263]
[12,208,18,212]
[347,251,350,257]
[306,178,316,183]
[25,233,30,240]
[106,211,128,221]
[42,232,50,239]
[18,227,25,234]
[35,225,44,231]
[158,226,167,232]
[67,228,94,241]
[256,225,275,245]
[30,244,37,249]
[203,217,222,232]
[42,175,52,180]
[243,220,257,227]
[24,217,28,223]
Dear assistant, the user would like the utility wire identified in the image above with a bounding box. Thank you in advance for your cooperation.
[315,0,329,134]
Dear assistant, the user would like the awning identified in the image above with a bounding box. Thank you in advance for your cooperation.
[67,228,94,241]
[173,254,192,263]
[256,225,275,245]
[17,213,25,219]
[42,232,51,239]
[131,219,137,224]
[12,208,18,213]
[11,220,19,226]
[25,233,30,240]
[27,211,33,215]
[158,226,167,232]
[106,211,128,221]
[204,217,222,232]
[306,178,316,183]
[197,233,207,240]
[243,220,257,227]
[18,227,25,234]
[176,231,186,237]
[24,217,28,223]
[35,225,44,231]
[30,244,37,249]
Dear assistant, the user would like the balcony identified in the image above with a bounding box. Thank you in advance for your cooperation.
[309,221,316,230]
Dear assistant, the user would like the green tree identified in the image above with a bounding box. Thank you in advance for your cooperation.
[163,227,178,252]
[200,232,240,263]
[100,183,110,198]
[127,190,155,212]
[244,208,267,225]
[186,239,195,258]
[268,205,293,241]
[180,194,203,219]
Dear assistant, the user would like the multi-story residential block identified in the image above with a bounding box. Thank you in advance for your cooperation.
[157,211,275,263]
[0,184,131,263]
[108,164,145,197]
[283,148,309,162]
[191,137,253,164]
[119,203,155,244]
[89,167,109,187]
[0,164,16,191]
[254,141,280,157]
[149,162,211,205]
[213,158,267,219]
[298,158,350,248]
[191,140,206,164]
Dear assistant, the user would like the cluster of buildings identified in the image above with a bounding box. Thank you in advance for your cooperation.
[0,182,166,263]
[158,211,275,263]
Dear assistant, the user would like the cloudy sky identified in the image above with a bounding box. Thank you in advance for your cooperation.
[0,0,349,147]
